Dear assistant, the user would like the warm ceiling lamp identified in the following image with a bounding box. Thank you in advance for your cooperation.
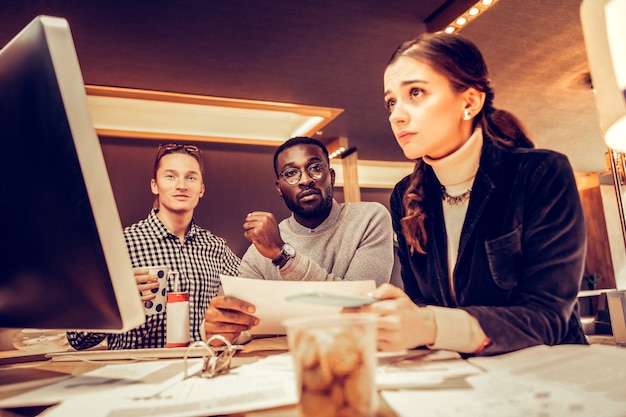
[581,0,626,260]
[85,86,343,146]
[444,0,499,33]
[581,0,626,153]
[329,146,347,159]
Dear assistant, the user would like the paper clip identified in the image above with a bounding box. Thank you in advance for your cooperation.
[183,335,237,379]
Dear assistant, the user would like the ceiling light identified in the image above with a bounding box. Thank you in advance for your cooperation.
[581,0,626,153]
[85,86,343,146]
[581,0,626,257]
[441,0,499,34]
[329,147,347,159]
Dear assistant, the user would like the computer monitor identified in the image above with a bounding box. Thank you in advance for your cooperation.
[0,15,145,332]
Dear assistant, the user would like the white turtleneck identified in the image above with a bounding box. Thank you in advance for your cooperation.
[423,128,482,299]
[422,128,488,353]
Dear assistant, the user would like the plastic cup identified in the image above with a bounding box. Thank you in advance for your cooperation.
[283,313,378,417]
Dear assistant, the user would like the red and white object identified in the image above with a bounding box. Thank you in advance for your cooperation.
[166,291,190,348]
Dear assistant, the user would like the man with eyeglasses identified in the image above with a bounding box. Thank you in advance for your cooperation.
[67,143,241,350]
[204,136,394,342]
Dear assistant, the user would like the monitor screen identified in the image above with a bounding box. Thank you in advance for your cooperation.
[0,15,144,332]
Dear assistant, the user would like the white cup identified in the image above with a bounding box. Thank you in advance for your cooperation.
[137,265,170,315]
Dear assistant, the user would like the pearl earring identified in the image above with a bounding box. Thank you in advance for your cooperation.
[463,109,472,120]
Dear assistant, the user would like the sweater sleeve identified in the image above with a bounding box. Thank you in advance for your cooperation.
[239,203,394,286]
[278,203,394,286]
[238,244,277,280]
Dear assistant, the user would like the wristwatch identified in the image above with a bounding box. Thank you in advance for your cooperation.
[272,243,296,268]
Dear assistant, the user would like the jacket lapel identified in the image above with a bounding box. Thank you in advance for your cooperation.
[424,166,455,305]
[456,141,501,266]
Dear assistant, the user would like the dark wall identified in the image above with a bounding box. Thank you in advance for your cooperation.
[0,0,421,165]
[100,137,393,259]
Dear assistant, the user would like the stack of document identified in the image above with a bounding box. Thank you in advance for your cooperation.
[381,344,626,417]
[0,356,298,417]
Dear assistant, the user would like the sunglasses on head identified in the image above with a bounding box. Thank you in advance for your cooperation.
[156,143,201,160]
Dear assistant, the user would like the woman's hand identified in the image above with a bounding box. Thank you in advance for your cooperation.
[357,283,436,351]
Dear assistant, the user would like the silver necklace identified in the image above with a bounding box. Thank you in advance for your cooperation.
[441,187,472,206]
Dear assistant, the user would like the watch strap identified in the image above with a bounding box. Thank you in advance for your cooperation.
[272,244,294,268]
[271,252,287,267]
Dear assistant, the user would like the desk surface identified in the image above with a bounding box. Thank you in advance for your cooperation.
[1,337,625,417]
[0,336,398,417]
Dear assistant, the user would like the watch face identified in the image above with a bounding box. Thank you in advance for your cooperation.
[283,244,296,257]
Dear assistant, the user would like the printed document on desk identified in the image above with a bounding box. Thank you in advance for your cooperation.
[382,344,626,417]
[39,354,298,417]
[0,359,203,408]
[220,275,376,334]
[376,349,482,389]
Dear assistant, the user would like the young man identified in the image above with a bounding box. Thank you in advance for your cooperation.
[204,136,394,341]
[67,144,240,350]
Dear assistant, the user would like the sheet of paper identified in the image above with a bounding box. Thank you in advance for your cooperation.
[383,344,626,417]
[376,349,481,389]
[235,349,478,390]
[220,275,376,334]
[469,344,626,410]
[41,350,478,417]
[383,371,625,417]
[39,355,299,417]
[0,368,70,393]
[0,359,203,408]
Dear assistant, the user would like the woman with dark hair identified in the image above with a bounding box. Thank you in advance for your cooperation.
[357,32,588,356]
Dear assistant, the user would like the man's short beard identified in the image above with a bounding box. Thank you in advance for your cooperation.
[283,187,333,219]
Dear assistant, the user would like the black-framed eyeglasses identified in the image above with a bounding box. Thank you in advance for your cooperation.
[279,162,328,185]
[157,143,201,160]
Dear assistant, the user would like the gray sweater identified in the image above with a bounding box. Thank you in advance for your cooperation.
[238,200,394,286]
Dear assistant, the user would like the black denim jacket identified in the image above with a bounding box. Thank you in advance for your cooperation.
[391,139,588,356]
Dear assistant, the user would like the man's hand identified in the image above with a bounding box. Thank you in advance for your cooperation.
[204,295,259,343]
[133,268,159,302]
[243,211,283,259]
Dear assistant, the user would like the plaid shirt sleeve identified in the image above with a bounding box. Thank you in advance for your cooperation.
[66,331,106,350]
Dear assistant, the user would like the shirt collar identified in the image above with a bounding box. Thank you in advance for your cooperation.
[148,208,198,241]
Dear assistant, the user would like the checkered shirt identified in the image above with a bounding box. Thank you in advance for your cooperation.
[67,209,240,350]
